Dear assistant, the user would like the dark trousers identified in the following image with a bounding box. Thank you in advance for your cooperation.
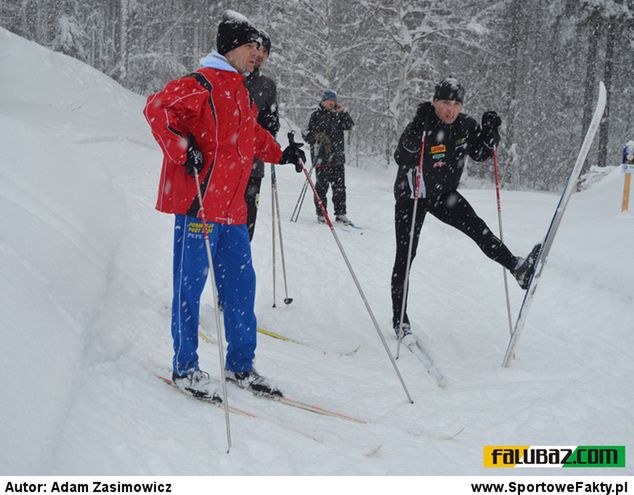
[390,191,518,328]
[245,176,263,241]
[314,164,346,216]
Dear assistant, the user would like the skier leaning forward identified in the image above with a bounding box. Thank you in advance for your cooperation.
[391,77,540,344]
[144,10,305,400]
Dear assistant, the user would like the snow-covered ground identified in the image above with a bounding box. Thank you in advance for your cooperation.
[1,28,633,476]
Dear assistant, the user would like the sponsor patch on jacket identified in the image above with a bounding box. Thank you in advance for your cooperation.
[431,144,446,154]
[432,153,446,160]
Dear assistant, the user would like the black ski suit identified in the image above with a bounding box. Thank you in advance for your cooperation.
[303,104,354,217]
[391,102,517,329]
[244,69,280,240]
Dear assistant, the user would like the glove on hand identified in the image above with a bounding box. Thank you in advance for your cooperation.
[183,136,204,177]
[281,142,306,173]
[400,102,432,153]
[481,111,501,147]
[482,111,501,130]
[413,101,434,130]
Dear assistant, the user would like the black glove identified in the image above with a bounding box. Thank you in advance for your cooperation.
[183,136,204,177]
[413,101,434,130]
[281,142,306,173]
[482,110,501,130]
[481,111,501,147]
[399,102,432,154]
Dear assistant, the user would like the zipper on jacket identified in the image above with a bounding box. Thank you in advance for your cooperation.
[225,85,249,221]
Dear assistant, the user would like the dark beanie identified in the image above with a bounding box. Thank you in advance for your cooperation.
[260,30,271,54]
[321,89,337,102]
[216,10,262,56]
[433,77,465,103]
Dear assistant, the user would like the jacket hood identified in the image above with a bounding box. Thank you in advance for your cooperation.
[199,50,238,73]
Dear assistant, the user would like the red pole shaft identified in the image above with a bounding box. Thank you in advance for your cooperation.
[493,147,503,212]
[297,160,413,403]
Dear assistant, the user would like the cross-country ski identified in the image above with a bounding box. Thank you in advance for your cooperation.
[502,82,608,366]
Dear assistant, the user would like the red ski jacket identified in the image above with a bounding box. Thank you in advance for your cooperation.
[144,67,283,224]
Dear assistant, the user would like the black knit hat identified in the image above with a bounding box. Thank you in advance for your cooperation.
[259,30,271,54]
[216,10,262,56]
[433,77,465,103]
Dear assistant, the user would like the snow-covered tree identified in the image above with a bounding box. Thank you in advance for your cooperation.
[2,0,634,188]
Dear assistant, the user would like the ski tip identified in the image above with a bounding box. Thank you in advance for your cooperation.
[343,344,361,357]
[157,375,173,385]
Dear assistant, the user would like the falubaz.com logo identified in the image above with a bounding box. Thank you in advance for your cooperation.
[484,446,626,468]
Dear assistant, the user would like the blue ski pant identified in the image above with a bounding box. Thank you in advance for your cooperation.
[171,214,257,376]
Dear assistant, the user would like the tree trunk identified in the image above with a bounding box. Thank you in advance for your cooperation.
[112,0,128,82]
[598,16,617,168]
[580,11,601,175]
[503,0,523,187]
[395,46,412,136]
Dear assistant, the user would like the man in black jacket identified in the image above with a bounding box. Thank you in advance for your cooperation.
[391,77,540,344]
[303,89,355,225]
[244,31,279,240]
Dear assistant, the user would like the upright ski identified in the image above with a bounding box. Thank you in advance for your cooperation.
[502,82,607,367]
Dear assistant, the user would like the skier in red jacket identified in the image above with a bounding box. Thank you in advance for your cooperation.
[144,10,305,400]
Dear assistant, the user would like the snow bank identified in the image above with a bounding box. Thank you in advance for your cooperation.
[0,27,143,473]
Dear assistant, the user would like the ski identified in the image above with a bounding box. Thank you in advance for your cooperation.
[337,222,362,230]
[199,325,360,357]
[159,367,366,424]
[256,326,361,357]
[502,82,607,367]
[405,340,447,388]
[338,226,365,236]
[156,374,322,441]
[227,381,368,425]
[157,374,247,415]
[406,424,465,441]
[336,222,364,235]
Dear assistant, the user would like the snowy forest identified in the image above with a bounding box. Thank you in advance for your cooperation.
[2,0,632,190]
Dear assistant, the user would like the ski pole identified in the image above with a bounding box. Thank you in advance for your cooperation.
[396,129,427,360]
[290,142,320,222]
[288,132,413,404]
[271,167,277,307]
[493,147,514,341]
[271,164,293,305]
[290,163,315,222]
[192,168,232,453]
